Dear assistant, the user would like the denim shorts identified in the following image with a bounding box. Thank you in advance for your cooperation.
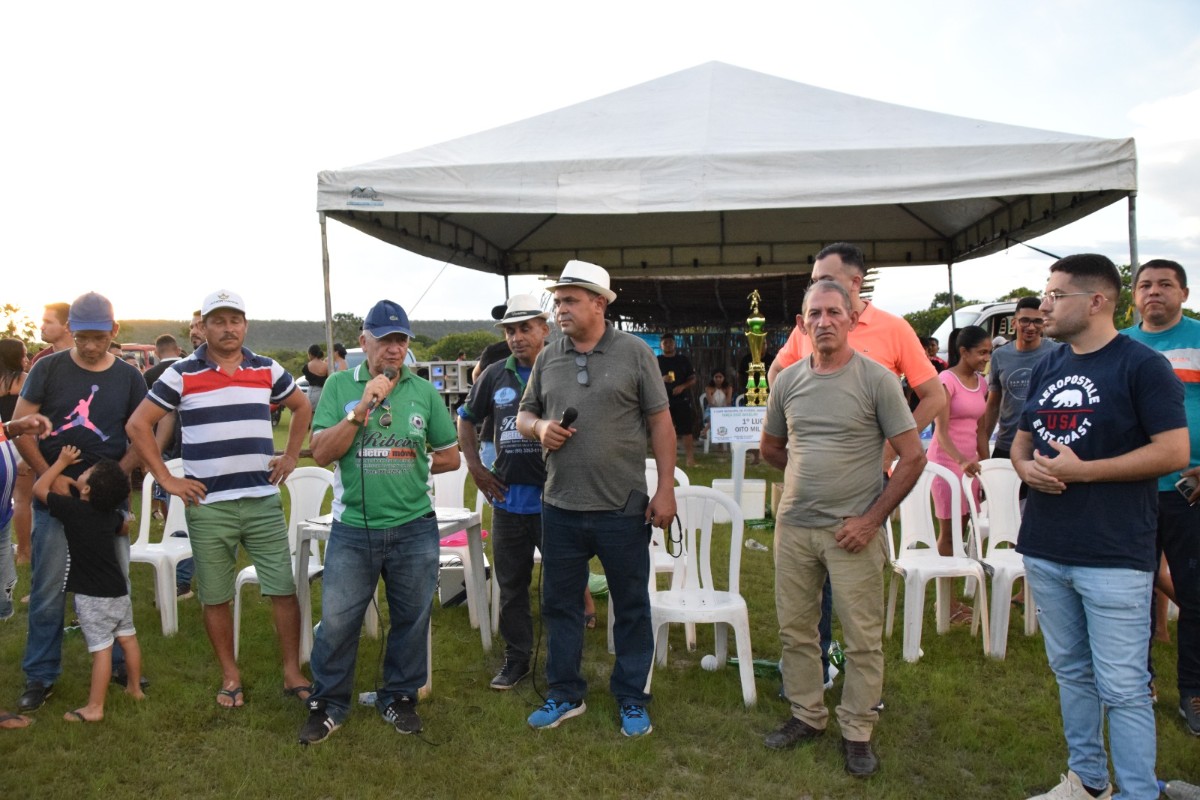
[74,594,135,653]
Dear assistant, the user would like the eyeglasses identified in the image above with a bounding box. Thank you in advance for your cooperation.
[377,400,392,429]
[1015,317,1045,327]
[1041,291,1091,305]
[575,353,589,386]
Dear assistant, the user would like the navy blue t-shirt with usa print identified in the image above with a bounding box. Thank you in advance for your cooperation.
[1016,334,1185,572]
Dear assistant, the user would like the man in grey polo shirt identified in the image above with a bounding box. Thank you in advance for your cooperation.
[516,260,676,738]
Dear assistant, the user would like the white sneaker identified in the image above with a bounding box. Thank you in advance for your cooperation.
[1026,770,1111,800]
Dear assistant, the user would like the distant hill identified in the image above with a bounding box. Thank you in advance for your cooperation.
[116,319,496,352]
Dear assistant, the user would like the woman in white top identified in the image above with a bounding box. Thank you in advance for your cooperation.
[705,369,732,409]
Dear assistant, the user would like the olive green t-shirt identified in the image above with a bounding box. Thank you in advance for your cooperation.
[765,352,916,528]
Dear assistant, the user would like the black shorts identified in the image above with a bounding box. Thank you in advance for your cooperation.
[669,402,694,436]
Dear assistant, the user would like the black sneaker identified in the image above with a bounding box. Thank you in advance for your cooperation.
[383,696,422,734]
[764,716,823,750]
[176,584,194,600]
[490,658,531,691]
[299,700,340,745]
[843,737,880,777]
[1181,692,1200,737]
[17,682,53,712]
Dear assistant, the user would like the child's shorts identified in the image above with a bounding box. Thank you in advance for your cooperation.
[74,594,136,653]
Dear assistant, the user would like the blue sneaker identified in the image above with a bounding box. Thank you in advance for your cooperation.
[528,698,586,730]
[619,704,652,737]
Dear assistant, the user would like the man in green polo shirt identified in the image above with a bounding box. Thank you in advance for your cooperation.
[298,300,460,746]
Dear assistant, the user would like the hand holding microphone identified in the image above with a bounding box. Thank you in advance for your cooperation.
[539,407,578,452]
[365,366,399,411]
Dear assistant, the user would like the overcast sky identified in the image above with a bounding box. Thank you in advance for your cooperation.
[4,1,1197,329]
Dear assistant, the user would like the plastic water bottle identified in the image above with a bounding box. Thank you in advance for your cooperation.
[1161,779,1200,800]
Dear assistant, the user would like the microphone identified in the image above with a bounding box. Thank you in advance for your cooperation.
[367,366,399,411]
[559,407,578,428]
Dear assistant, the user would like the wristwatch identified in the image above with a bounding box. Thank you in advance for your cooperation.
[345,409,363,426]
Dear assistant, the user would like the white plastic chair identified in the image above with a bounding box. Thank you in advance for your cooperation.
[645,486,756,707]
[963,459,1035,659]
[605,461,690,654]
[885,461,990,662]
[131,458,192,636]
[432,461,490,634]
[233,467,334,660]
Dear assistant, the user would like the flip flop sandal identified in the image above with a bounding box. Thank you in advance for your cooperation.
[64,709,96,723]
[217,686,245,709]
[0,712,33,729]
[283,684,315,702]
[583,613,597,630]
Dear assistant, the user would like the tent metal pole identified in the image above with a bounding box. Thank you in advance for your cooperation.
[320,212,335,366]
[947,262,957,320]
[1127,192,1139,270]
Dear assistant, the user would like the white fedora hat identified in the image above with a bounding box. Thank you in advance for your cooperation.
[494,293,551,327]
[546,260,617,303]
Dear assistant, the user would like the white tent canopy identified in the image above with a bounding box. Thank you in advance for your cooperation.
[318,62,1135,287]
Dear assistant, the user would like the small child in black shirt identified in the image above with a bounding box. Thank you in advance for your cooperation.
[33,445,145,722]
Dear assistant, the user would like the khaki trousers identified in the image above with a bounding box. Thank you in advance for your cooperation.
[774,520,888,741]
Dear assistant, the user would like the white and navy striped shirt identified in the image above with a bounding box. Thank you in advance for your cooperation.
[148,345,295,504]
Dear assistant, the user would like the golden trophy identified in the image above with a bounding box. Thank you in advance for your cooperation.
[745,290,768,406]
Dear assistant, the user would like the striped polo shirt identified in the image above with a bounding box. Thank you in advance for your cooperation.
[148,345,296,503]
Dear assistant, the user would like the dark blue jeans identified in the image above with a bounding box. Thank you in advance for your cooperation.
[541,504,653,706]
[309,514,439,723]
[1152,491,1200,693]
[819,575,833,681]
[491,507,542,662]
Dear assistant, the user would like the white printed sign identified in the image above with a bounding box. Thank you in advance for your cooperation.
[710,407,766,444]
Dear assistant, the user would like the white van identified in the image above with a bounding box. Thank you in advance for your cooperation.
[931,301,1017,362]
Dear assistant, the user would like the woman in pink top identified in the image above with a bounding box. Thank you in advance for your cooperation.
[927,325,992,618]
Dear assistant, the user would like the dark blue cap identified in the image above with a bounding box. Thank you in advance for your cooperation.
[363,300,412,338]
[68,292,115,332]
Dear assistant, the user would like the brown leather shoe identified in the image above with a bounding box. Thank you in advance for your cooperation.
[842,737,879,777]
[764,716,823,750]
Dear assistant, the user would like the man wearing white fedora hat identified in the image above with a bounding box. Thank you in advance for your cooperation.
[517,260,677,738]
[457,294,552,691]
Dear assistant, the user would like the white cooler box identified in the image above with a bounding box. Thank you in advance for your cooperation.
[710,478,766,522]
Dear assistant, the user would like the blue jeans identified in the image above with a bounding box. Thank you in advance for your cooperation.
[1025,556,1157,799]
[1153,491,1200,693]
[309,514,439,723]
[541,504,653,706]
[0,519,15,620]
[819,575,832,681]
[23,501,129,684]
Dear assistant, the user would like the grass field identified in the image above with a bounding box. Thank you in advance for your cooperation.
[1,416,1195,799]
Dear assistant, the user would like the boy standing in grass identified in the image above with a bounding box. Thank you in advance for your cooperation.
[33,445,145,722]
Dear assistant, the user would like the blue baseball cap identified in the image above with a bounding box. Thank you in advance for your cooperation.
[68,292,115,332]
[363,300,413,338]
